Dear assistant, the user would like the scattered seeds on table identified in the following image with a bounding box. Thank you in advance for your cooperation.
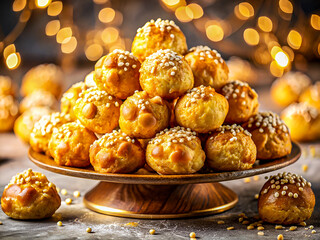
[73,191,81,198]
[61,189,67,195]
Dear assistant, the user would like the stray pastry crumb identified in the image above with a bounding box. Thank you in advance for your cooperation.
[247,225,254,230]
[217,220,225,224]
[73,191,81,198]
[275,225,284,230]
[289,226,297,231]
[300,222,307,227]
[244,178,251,183]
[57,221,62,227]
[302,165,308,172]
[277,234,283,240]
[86,227,92,233]
[311,230,316,234]
[124,222,139,227]
[65,198,72,205]
[189,232,196,238]
[253,176,260,181]
[257,231,264,236]
[309,146,316,157]
[257,226,264,231]
[242,220,250,225]
[239,217,243,223]
[227,227,234,230]
[61,189,67,195]
[309,225,314,229]
[149,229,155,235]
[254,194,259,199]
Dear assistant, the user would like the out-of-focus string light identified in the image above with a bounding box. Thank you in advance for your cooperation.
[206,24,224,42]
[3,44,16,59]
[13,0,26,12]
[282,46,294,61]
[243,28,259,45]
[287,30,302,49]
[98,8,115,23]
[234,2,254,20]
[275,51,289,67]
[85,44,103,61]
[45,20,60,36]
[270,60,284,77]
[258,16,273,32]
[47,1,63,16]
[101,27,119,44]
[187,3,203,19]
[56,27,72,43]
[61,36,77,54]
[20,10,31,22]
[310,14,320,30]
[35,0,51,9]
[175,6,193,22]
[93,0,108,4]
[279,0,293,14]
[6,52,21,70]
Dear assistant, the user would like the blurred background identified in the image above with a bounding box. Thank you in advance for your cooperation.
[0,0,320,85]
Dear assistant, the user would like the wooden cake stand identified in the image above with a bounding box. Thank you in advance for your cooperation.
[28,142,300,219]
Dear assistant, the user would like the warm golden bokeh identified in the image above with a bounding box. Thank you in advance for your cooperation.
[279,0,293,14]
[310,14,320,30]
[175,6,193,22]
[287,30,302,49]
[3,44,16,59]
[6,52,21,70]
[98,8,115,23]
[85,44,103,61]
[187,3,204,19]
[275,51,289,67]
[45,20,60,36]
[12,0,26,12]
[56,27,72,44]
[258,16,273,32]
[61,37,77,54]
[270,60,284,77]
[101,27,119,44]
[234,2,254,20]
[35,0,51,9]
[243,28,259,45]
[206,24,224,42]
[47,1,63,16]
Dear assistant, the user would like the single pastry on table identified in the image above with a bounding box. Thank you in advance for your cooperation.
[131,18,188,62]
[205,124,256,171]
[270,71,311,107]
[84,71,97,88]
[94,49,141,99]
[1,169,61,220]
[0,95,19,132]
[221,80,259,124]
[175,85,229,133]
[119,91,170,139]
[19,90,58,113]
[146,126,205,175]
[139,49,193,100]
[184,46,229,90]
[90,130,145,173]
[243,111,292,160]
[0,75,16,96]
[14,107,53,144]
[258,172,315,225]
[73,88,122,134]
[49,122,97,167]
[299,81,320,111]
[20,63,64,98]
[281,103,320,141]
[30,112,72,156]
[61,82,90,120]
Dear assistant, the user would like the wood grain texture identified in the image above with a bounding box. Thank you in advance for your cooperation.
[83,182,238,219]
[28,142,301,185]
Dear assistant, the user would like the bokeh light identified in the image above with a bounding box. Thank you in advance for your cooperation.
[234,2,254,20]
[275,51,289,67]
[98,8,115,23]
[56,27,72,43]
[101,27,119,44]
[206,24,224,42]
[12,0,26,12]
[279,0,293,14]
[187,3,203,19]
[310,14,320,30]
[3,44,16,59]
[61,37,77,54]
[287,30,302,49]
[93,0,108,4]
[6,52,21,70]
[45,20,60,36]
[85,44,103,61]
[270,60,284,77]
[175,6,193,22]
[243,28,259,45]
[35,0,51,9]
[47,1,63,16]
[258,16,273,32]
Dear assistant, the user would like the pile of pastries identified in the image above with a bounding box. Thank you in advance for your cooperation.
[271,72,320,141]
[8,19,294,175]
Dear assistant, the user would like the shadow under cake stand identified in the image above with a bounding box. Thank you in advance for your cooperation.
[28,142,300,219]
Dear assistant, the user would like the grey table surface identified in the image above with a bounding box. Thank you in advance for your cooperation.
[0,86,320,240]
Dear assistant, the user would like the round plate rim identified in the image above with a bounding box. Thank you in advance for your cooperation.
[28,142,301,185]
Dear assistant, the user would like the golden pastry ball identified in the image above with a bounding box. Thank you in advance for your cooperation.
[119,91,170,139]
[139,49,193,99]
[271,72,311,107]
[84,71,97,88]
[19,90,58,113]
[299,81,320,111]
[258,172,315,225]
[90,130,145,173]
[61,82,90,120]
[30,112,72,156]
[281,103,320,142]
[132,18,188,62]
[1,169,61,220]
[21,64,64,98]
[94,49,141,99]
[73,88,122,134]
[146,127,205,175]
[0,95,19,132]
[221,80,259,124]
[243,111,292,160]
[175,86,228,133]
[14,107,53,144]
[49,122,97,167]
[0,75,16,96]
[185,46,229,90]
[205,125,256,171]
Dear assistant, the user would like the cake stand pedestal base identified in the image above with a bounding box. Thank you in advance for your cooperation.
[83,182,238,219]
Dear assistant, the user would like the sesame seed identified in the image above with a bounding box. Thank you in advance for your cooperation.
[86,227,92,233]
[73,191,81,198]
[65,198,72,205]
[277,234,284,240]
[57,221,63,226]
[227,227,234,230]
[289,226,297,231]
[149,229,155,235]
[189,232,196,238]
[257,231,264,236]
[217,220,225,225]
